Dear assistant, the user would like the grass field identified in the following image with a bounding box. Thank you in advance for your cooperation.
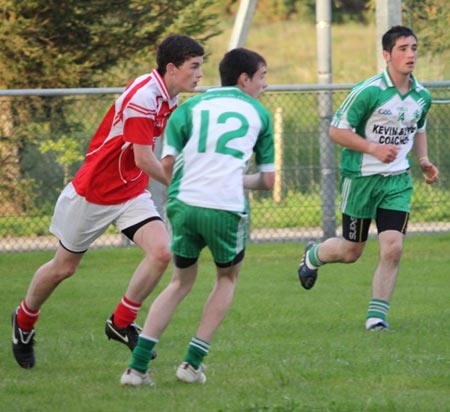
[198,19,449,86]
[1,234,449,412]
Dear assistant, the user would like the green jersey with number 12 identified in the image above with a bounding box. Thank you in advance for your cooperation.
[331,69,431,177]
[162,86,275,213]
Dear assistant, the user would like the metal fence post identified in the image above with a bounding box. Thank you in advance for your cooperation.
[273,107,283,203]
[316,0,336,239]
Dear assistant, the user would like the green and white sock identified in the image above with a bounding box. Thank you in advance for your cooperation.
[367,299,390,321]
[307,244,324,268]
[184,336,210,369]
[129,335,158,373]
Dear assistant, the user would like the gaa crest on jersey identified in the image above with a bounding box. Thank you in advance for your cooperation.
[413,110,421,122]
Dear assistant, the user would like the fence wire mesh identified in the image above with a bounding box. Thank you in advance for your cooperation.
[1,83,449,252]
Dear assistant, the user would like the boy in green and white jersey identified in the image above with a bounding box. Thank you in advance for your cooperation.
[164,86,274,213]
[120,48,275,386]
[332,68,431,178]
[297,26,439,331]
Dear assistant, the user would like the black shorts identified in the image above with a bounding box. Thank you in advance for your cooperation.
[342,208,409,242]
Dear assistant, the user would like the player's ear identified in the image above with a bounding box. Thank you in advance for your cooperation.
[237,72,249,88]
[166,62,178,75]
[382,49,391,64]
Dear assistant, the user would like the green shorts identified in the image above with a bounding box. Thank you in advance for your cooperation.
[166,199,248,265]
[339,172,413,219]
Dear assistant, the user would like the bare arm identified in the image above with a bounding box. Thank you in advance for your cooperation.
[243,171,275,190]
[161,155,175,184]
[329,126,399,163]
[412,131,439,184]
[133,144,169,186]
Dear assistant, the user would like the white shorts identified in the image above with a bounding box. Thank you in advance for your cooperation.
[50,182,160,252]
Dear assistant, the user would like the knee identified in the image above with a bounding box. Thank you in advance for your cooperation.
[153,245,173,267]
[381,241,403,265]
[342,247,363,263]
[50,260,78,281]
[62,260,80,277]
[172,277,194,296]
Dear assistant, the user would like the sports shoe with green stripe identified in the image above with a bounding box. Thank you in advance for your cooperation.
[297,242,319,290]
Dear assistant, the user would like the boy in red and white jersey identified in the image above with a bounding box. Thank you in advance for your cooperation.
[11,34,204,369]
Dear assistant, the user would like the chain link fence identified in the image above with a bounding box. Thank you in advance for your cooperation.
[1,83,449,252]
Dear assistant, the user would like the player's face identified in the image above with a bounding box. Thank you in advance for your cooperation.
[169,56,204,96]
[245,64,268,99]
[385,35,417,76]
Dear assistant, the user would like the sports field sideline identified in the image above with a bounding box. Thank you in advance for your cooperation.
[1,234,449,412]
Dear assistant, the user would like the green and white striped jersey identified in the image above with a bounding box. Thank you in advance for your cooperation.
[331,68,431,177]
[162,86,275,213]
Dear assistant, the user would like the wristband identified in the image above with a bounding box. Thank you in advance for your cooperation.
[418,156,429,164]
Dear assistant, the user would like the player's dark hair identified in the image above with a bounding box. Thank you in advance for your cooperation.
[157,34,204,75]
[382,25,417,53]
[219,48,266,86]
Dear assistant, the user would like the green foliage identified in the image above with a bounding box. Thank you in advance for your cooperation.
[246,0,370,24]
[0,176,39,215]
[0,0,222,89]
[1,237,449,411]
[402,0,450,55]
[1,95,97,212]
[40,134,84,185]
[412,181,450,222]
[366,0,450,57]
[0,214,119,237]
[250,190,325,229]
[0,215,51,236]
[3,180,450,237]
[0,0,223,214]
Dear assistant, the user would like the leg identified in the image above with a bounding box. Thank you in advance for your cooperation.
[142,262,199,339]
[298,214,371,289]
[371,230,404,301]
[366,208,409,331]
[195,263,241,342]
[24,243,84,310]
[106,219,172,350]
[12,243,83,368]
[124,219,172,303]
[298,234,367,290]
[175,262,241,384]
[121,261,198,383]
[316,236,366,264]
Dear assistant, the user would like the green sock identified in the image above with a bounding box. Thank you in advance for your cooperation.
[184,337,210,369]
[129,336,157,373]
[367,299,390,321]
[308,244,324,267]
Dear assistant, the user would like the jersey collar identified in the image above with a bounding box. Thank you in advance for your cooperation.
[152,68,178,108]
[382,68,424,93]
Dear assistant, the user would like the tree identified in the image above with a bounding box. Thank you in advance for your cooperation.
[0,0,221,88]
[402,0,450,55]
[0,0,221,216]
[365,0,449,56]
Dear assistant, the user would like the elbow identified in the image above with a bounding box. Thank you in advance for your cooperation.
[262,173,275,190]
[134,157,145,171]
[329,126,338,143]
[162,156,174,183]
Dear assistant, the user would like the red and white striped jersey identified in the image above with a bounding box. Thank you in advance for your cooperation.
[72,69,178,205]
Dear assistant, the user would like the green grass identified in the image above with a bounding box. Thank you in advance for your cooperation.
[1,234,449,412]
[200,19,449,85]
[3,179,450,236]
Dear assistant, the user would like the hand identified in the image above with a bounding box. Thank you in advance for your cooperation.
[369,143,399,163]
[419,158,439,184]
